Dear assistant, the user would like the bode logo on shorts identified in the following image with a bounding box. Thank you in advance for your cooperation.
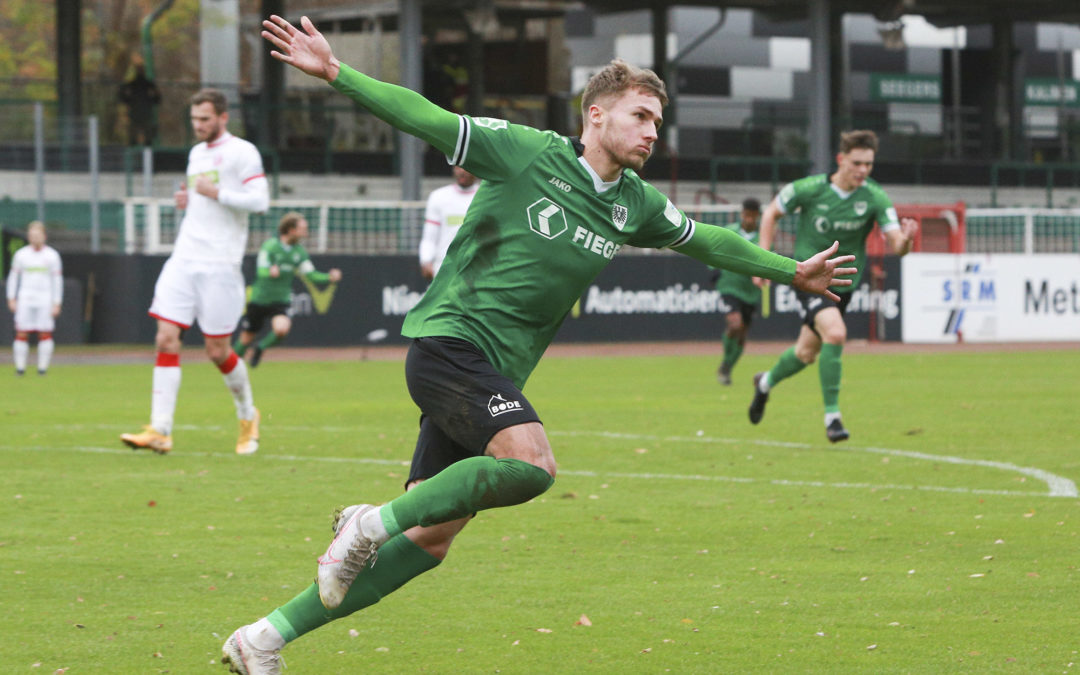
[488,393,524,417]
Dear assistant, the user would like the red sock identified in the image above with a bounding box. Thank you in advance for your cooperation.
[218,351,239,374]
[156,352,180,367]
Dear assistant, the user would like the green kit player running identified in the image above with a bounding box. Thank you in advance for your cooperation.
[713,197,762,385]
[233,211,342,367]
[220,15,857,673]
[748,130,919,443]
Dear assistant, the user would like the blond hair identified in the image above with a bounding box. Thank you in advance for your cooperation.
[278,211,307,236]
[581,59,668,117]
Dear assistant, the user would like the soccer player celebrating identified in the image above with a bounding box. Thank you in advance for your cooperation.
[419,165,479,280]
[234,212,342,367]
[220,15,857,673]
[121,89,269,456]
[6,221,62,376]
[748,130,919,442]
[713,197,763,385]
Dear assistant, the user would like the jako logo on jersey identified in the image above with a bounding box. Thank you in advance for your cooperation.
[474,117,508,130]
[548,177,572,193]
[612,204,629,231]
[527,198,569,239]
[488,393,523,417]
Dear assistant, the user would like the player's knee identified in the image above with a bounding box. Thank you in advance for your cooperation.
[821,326,846,345]
[154,331,180,352]
[204,341,230,363]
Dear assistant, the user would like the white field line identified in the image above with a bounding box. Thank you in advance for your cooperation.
[6,424,1077,499]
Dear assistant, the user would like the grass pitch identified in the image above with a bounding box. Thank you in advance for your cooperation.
[1,345,1078,673]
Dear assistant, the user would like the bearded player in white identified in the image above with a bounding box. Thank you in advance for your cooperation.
[418,166,478,280]
[122,88,269,455]
[6,221,63,376]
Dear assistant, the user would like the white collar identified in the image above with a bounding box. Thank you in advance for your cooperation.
[577,156,622,194]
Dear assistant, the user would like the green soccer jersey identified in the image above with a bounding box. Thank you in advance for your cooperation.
[777,174,899,291]
[331,64,800,389]
[402,118,699,387]
[249,237,328,305]
[713,223,762,305]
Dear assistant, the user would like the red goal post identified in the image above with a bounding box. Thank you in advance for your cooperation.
[865,202,966,341]
[866,201,967,256]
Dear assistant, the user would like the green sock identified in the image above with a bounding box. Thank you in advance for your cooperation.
[819,343,843,413]
[232,339,245,356]
[257,332,281,350]
[267,533,440,642]
[766,346,808,388]
[382,456,554,538]
[721,334,743,370]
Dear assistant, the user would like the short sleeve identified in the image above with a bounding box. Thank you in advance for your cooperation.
[775,180,800,215]
[876,192,900,232]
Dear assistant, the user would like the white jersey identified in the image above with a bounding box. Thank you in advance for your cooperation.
[419,181,479,276]
[172,132,269,265]
[6,244,63,307]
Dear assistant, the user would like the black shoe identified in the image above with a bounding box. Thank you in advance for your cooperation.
[37,369,46,376]
[717,362,732,386]
[249,345,264,368]
[748,372,769,424]
[826,418,850,443]
[15,369,24,376]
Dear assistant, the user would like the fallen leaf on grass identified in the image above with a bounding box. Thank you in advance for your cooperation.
[575,614,592,627]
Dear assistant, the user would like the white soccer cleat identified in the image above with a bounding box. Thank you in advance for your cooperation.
[221,625,282,675]
[121,425,173,454]
[317,504,379,609]
[236,408,260,455]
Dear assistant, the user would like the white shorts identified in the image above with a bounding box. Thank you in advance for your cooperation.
[14,301,56,333]
[149,257,245,337]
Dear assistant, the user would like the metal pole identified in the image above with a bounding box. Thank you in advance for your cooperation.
[34,102,45,223]
[89,116,101,253]
[143,146,154,196]
[808,0,832,174]
[952,30,962,158]
[398,0,422,202]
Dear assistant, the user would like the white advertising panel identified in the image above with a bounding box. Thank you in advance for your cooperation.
[902,254,1080,342]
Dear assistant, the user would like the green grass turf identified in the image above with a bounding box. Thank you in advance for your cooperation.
[1,348,1078,673]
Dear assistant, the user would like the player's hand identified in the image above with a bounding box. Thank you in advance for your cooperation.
[194,175,219,200]
[328,268,342,283]
[752,276,766,288]
[6,299,15,313]
[269,265,280,278]
[262,15,340,82]
[792,241,856,302]
[420,263,435,280]
[174,183,188,210]
[900,216,919,239]
[51,303,61,318]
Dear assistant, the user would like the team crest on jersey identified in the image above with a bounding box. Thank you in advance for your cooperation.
[611,204,629,230]
[854,201,868,216]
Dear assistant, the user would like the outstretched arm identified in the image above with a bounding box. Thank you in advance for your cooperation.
[676,223,855,302]
[261,15,460,156]
[886,216,919,256]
